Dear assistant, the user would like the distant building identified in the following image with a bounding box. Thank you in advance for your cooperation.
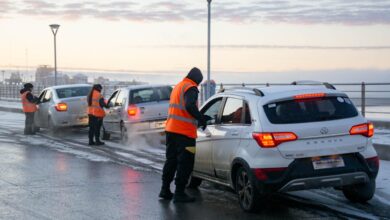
[6,72,23,84]
[35,65,54,86]
[94,76,110,85]
[72,73,88,84]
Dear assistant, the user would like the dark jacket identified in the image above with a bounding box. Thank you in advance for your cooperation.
[20,88,38,103]
[184,68,204,125]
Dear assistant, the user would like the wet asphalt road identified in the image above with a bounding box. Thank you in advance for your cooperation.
[0,133,335,219]
[0,112,390,219]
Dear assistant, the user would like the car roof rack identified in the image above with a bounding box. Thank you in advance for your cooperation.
[291,80,336,90]
[219,87,265,97]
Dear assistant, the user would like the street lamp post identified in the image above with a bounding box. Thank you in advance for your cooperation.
[206,0,212,100]
[49,24,60,86]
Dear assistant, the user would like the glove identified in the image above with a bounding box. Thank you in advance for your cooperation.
[199,117,207,131]
[203,115,213,122]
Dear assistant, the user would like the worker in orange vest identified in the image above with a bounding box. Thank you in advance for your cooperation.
[87,84,109,146]
[20,83,39,135]
[159,67,211,203]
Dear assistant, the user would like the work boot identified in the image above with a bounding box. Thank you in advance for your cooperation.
[89,140,96,145]
[95,140,105,146]
[159,188,173,200]
[173,192,195,203]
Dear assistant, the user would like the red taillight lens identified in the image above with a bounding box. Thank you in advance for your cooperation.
[252,132,297,148]
[55,103,68,112]
[294,93,325,100]
[128,105,138,116]
[253,168,287,181]
[350,123,374,137]
[365,156,380,169]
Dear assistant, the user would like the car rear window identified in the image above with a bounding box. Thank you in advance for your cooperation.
[130,87,172,104]
[263,96,358,124]
[56,87,91,99]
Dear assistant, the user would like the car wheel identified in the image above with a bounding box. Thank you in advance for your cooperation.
[120,123,128,142]
[187,174,202,189]
[342,178,376,203]
[236,167,261,212]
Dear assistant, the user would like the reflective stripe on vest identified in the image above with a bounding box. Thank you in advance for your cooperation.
[89,90,105,117]
[21,91,37,113]
[165,78,198,138]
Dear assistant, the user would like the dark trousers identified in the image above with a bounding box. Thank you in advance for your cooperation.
[88,115,103,142]
[162,132,196,193]
[24,112,36,135]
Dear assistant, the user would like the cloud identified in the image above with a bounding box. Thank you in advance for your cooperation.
[3,0,390,25]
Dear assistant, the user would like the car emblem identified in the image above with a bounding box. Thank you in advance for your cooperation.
[320,127,329,135]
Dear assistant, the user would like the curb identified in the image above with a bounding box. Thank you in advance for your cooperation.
[0,106,23,114]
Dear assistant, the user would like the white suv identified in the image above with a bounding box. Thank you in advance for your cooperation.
[188,82,379,212]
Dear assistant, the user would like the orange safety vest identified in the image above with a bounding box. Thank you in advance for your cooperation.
[88,90,105,118]
[165,78,199,139]
[21,91,37,113]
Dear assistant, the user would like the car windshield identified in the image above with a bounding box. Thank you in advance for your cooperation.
[56,87,91,99]
[263,96,358,124]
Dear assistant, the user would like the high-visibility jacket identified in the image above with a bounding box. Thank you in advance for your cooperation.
[88,90,105,118]
[165,78,198,139]
[21,91,37,113]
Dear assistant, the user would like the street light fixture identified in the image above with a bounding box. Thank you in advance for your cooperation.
[49,24,60,86]
[206,0,212,100]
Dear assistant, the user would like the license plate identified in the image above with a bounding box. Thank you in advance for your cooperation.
[312,155,345,170]
[152,121,165,129]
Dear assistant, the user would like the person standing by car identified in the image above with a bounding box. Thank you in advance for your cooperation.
[20,83,39,135]
[159,67,209,203]
[87,84,109,146]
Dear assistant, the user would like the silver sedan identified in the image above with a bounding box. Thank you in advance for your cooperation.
[34,84,92,130]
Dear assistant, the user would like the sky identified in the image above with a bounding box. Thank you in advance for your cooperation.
[1,0,390,76]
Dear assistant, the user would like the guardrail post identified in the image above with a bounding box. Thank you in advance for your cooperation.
[361,82,366,117]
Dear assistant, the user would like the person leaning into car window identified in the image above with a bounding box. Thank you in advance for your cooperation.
[159,67,212,203]
[20,83,39,135]
[87,84,109,146]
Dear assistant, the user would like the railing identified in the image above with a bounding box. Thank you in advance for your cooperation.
[200,82,390,119]
[1,82,389,119]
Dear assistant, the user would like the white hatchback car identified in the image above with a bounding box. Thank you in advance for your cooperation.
[35,84,92,130]
[103,84,172,141]
[188,82,379,212]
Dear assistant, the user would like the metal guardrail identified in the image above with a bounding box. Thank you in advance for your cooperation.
[200,82,390,117]
[1,82,390,118]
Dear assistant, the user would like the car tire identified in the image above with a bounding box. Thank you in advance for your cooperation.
[187,175,202,189]
[342,178,376,203]
[236,167,261,212]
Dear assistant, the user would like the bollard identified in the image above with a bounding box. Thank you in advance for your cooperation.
[361,82,366,117]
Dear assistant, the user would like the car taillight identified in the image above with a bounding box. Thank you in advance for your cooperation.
[350,123,374,137]
[128,105,138,116]
[252,132,297,148]
[55,103,68,112]
[253,168,287,181]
